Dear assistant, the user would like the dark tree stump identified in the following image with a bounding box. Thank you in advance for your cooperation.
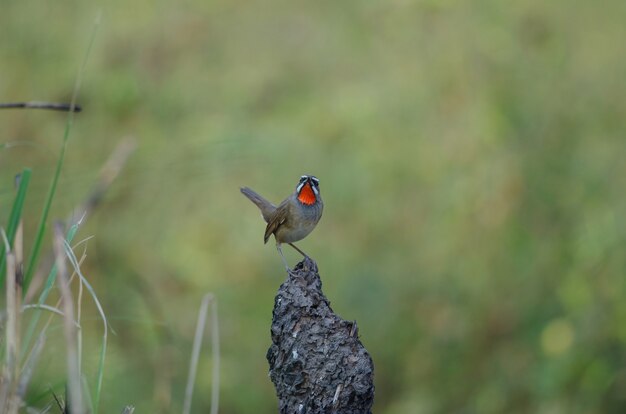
[267,257,375,414]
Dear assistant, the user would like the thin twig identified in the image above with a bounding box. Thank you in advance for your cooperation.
[0,102,82,112]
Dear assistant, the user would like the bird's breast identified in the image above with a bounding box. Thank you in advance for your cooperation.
[275,201,323,243]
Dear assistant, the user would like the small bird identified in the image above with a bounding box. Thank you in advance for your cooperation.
[241,175,323,270]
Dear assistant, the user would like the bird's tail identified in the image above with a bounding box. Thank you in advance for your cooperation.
[240,187,276,223]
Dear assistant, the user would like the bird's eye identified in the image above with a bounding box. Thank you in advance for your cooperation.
[311,177,319,186]
[300,176,307,182]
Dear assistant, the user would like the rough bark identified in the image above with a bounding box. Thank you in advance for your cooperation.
[267,258,375,414]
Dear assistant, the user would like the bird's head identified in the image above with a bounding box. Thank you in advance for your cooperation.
[296,175,320,205]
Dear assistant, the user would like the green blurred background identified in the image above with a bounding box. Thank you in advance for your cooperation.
[2,0,626,412]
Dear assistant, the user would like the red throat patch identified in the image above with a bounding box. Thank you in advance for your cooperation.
[298,183,316,205]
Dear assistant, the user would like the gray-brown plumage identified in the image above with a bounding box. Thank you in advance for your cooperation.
[241,175,323,270]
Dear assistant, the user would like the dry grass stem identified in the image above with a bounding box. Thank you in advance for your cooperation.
[68,136,137,227]
[2,229,19,413]
[17,333,46,400]
[53,223,84,414]
[25,137,136,303]
[183,293,220,414]
[19,254,84,378]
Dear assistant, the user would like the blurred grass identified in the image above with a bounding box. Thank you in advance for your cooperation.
[0,168,30,285]
[2,0,626,412]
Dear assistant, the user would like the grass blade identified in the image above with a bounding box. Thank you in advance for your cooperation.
[0,169,31,286]
[183,293,220,414]
[63,240,108,414]
[52,223,84,414]
[17,332,46,400]
[22,12,100,293]
[20,219,83,361]
[1,229,18,413]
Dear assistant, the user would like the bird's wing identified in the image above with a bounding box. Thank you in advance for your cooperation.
[264,202,289,244]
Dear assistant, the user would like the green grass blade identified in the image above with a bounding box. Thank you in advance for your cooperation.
[0,168,31,286]
[20,220,83,360]
[6,169,31,242]
[22,12,100,293]
[21,136,68,292]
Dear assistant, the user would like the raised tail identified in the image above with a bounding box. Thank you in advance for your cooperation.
[240,187,276,223]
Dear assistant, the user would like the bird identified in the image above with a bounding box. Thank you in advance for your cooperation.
[241,175,323,270]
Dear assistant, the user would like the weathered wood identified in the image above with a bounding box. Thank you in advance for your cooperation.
[267,258,375,414]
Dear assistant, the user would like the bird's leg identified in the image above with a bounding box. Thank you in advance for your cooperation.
[288,243,309,258]
[276,243,291,272]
